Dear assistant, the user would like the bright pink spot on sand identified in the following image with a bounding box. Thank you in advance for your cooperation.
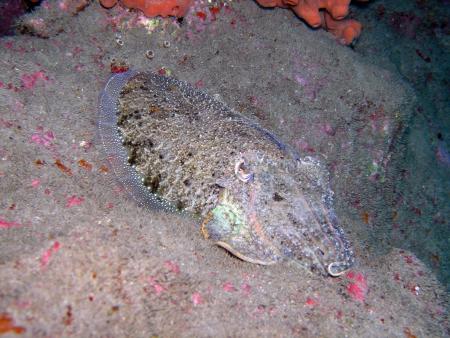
[194,80,204,88]
[31,179,40,188]
[191,292,203,305]
[296,139,315,153]
[0,118,13,128]
[40,241,61,267]
[75,64,85,72]
[21,71,48,89]
[30,129,54,148]
[320,123,336,136]
[404,255,414,264]
[114,186,125,194]
[58,0,68,10]
[346,271,368,302]
[241,283,251,295]
[0,218,23,229]
[222,281,237,292]
[164,260,180,274]
[66,195,85,208]
[305,297,317,306]
[153,283,165,295]
[14,100,24,112]
[148,276,165,295]
[72,46,83,55]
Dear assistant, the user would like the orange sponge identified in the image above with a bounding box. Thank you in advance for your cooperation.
[321,10,361,45]
[99,0,193,18]
[255,0,363,45]
[100,0,117,7]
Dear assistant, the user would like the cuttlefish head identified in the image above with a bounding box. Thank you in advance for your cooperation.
[201,185,281,265]
[201,150,354,276]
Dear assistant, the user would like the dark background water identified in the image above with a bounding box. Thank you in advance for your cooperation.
[352,0,450,290]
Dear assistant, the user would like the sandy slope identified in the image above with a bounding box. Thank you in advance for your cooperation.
[0,0,448,336]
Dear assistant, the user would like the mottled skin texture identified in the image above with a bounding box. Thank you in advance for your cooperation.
[118,74,286,216]
[113,72,354,276]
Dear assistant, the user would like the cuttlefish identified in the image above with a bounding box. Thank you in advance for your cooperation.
[98,70,354,276]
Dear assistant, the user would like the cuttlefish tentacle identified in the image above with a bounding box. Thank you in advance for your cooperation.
[234,157,254,183]
[327,261,350,277]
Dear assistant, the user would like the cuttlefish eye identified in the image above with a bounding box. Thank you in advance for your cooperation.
[234,157,254,183]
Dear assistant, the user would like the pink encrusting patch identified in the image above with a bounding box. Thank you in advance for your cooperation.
[295,139,315,153]
[30,129,55,148]
[66,195,85,208]
[31,179,41,188]
[148,276,165,295]
[320,122,336,136]
[191,292,203,305]
[58,0,69,11]
[222,281,237,292]
[164,260,180,274]
[40,241,61,267]
[153,283,165,295]
[20,71,49,89]
[241,283,251,296]
[346,271,368,302]
[0,218,23,229]
[305,297,317,306]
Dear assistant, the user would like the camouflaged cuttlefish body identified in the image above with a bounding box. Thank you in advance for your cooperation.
[98,70,354,276]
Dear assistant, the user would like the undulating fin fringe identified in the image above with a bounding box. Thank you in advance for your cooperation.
[97,70,180,213]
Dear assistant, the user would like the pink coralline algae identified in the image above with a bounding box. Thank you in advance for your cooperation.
[148,276,166,295]
[0,218,23,229]
[66,195,85,208]
[164,260,180,274]
[305,297,318,306]
[31,179,41,188]
[191,292,204,305]
[222,281,237,292]
[21,71,49,89]
[241,283,252,296]
[30,129,55,148]
[40,241,61,267]
[346,271,368,302]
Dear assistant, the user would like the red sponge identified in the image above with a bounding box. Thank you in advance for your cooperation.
[99,0,193,18]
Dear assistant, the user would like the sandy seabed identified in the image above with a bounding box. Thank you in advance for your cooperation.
[0,0,448,336]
